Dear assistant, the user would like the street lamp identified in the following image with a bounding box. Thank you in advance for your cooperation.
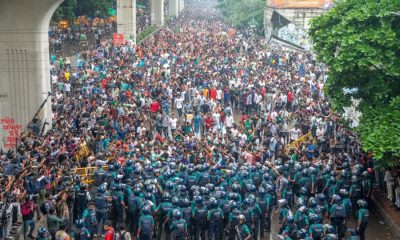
[390,11,400,16]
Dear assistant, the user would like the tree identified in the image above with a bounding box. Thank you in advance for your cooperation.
[52,0,78,21]
[309,0,400,110]
[52,0,115,21]
[217,0,265,32]
[309,0,400,165]
[76,0,114,18]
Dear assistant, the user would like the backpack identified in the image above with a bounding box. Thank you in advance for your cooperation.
[140,217,153,234]
[21,204,33,217]
[115,231,128,240]
[39,201,50,215]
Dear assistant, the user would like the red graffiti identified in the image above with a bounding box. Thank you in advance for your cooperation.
[1,117,22,149]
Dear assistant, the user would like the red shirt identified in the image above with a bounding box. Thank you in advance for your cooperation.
[287,92,294,103]
[209,88,217,100]
[150,101,160,113]
[205,117,213,129]
[104,228,114,240]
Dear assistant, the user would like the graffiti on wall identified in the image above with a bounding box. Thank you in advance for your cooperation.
[0,117,22,149]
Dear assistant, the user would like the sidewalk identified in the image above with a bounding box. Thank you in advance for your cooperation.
[371,188,400,238]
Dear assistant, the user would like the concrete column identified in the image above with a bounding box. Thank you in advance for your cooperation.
[169,0,179,17]
[0,0,63,149]
[151,0,164,27]
[178,0,185,12]
[117,0,136,43]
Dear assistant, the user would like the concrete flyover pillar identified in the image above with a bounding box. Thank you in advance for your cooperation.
[169,0,179,17]
[151,0,165,27]
[0,0,63,149]
[117,0,136,43]
[178,0,185,12]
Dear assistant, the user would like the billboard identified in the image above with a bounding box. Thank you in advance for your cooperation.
[269,0,333,9]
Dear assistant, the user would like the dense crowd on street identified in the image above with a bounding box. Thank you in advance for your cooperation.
[0,0,387,240]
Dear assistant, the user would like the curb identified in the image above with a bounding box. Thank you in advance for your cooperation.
[371,193,400,238]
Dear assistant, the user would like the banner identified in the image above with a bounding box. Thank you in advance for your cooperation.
[113,33,125,45]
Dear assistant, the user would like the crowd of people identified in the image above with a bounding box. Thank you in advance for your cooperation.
[0,0,376,240]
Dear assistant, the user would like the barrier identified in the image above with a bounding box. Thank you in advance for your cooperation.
[74,166,109,184]
[286,131,316,153]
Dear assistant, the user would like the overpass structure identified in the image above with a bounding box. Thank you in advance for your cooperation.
[264,0,333,47]
[0,0,185,149]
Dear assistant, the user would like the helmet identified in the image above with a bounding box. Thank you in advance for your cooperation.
[332,194,342,204]
[286,215,294,223]
[200,187,210,195]
[339,189,348,197]
[108,164,115,171]
[263,173,270,181]
[308,197,317,208]
[75,219,84,228]
[309,213,320,223]
[142,204,152,215]
[177,185,187,193]
[300,187,308,195]
[357,199,368,208]
[265,184,273,193]
[210,197,218,208]
[351,176,358,183]
[258,187,266,195]
[145,192,153,201]
[329,176,336,184]
[231,183,240,192]
[181,198,191,207]
[347,228,357,235]
[238,214,246,221]
[98,183,107,193]
[172,196,181,206]
[38,227,49,237]
[324,224,335,234]
[173,209,182,219]
[166,181,175,191]
[317,193,325,202]
[298,206,308,213]
[194,195,203,204]
[126,159,134,166]
[298,229,308,238]
[302,169,308,177]
[278,199,288,207]
[114,162,121,170]
[246,184,256,193]
[80,182,88,189]
[205,183,215,191]
[134,187,142,195]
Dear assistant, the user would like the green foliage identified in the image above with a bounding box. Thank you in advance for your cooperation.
[357,97,400,165]
[52,0,115,21]
[53,0,78,21]
[309,0,400,165]
[137,26,158,43]
[217,0,265,32]
[76,0,114,17]
[309,0,400,110]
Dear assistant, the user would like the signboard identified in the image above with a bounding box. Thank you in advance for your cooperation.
[108,8,117,16]
[269,0,333,8]
[228,28,237,36]
[58,20,68,29]
[0,117,22,149]
[113,33,125,45]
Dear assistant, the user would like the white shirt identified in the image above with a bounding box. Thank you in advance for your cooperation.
[175,98,183,109]
[169,118,178,129]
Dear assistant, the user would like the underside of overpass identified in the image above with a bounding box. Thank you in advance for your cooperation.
[264,0,333,48]
[0,0,185,149]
